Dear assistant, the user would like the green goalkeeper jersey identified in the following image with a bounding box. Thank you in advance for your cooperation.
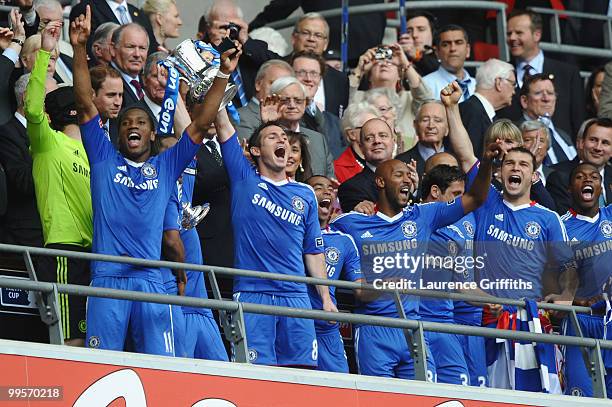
[25,50,93,248]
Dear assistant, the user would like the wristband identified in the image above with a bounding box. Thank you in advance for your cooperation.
[11,38,24,46]
[216,71,230,79]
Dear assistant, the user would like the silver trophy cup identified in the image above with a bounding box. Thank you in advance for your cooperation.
[166,39,236,109]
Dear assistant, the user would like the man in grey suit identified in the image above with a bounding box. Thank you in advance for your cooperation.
[237,60,294,141]
[518,73,576,166]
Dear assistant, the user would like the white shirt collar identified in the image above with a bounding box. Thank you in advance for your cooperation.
[260,175,288,186]
[14,111,26,128]
[536,164,546,186]
[574,211,600,223]
[502,200,531,211]
[314,78,325,112]
[365,162,377,173]
[107,0,130,17]
[111,61,138,82]
[473,92,496,120]
[376,211,403,223]
[143,94,161,120]
[517,49,544,86]
[417,142,444,162]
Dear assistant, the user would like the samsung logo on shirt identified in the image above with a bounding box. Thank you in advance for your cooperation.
[486,225,534,250]
[574,240,612,260]
[251,193,302,226]
[113,173,159,190]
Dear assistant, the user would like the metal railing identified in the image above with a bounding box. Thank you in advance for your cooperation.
[0,243,609,398]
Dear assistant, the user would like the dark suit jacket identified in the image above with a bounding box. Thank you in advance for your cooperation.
[302,106,346,159]
[242,38,349,117]
[546,158,612,215]
[192,143,234,268]
[69,0,157,56]
[395,144,426,177]
[498,55,585,139]
[0,116,44,246]
[249,0,386,66]
[119,75,143,110]
[459,95,493,159]
[0,55,17,126]
[338,166,376,213]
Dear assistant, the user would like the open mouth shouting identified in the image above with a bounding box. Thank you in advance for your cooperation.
[127,131,142,148]
[399,184,411,199]
[508,174,522,187]
[319,197,332,209]
[274,144,286,159]
[581,185,595,201]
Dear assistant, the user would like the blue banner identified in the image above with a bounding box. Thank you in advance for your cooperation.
[157,62,180,136]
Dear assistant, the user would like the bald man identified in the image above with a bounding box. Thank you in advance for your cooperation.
[424,152,459,174]
[331,145,499,380]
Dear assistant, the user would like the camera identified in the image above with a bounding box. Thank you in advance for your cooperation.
[374,46,392,61]
[221,22,241,41]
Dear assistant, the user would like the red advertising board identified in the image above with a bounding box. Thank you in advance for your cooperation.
[0,352,529,407]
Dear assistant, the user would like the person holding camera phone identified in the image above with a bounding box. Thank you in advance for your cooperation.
[349,43,432,151]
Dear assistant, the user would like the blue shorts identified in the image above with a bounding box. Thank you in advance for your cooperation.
[316,329,348,373]
[456,332,487,387]
[354,324,436,381]
[233,292,317,367]
[184,313,228,361]
[86,277,174,356]
[425,331,469,385]
[563,314,612,398]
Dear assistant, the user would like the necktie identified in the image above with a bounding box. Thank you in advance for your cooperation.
[206,139,222,166]
[523,64,534,84]
[546,127,569,165]
[117,5,130,25]
[231,70,248,106]
[130,79,144,100]
[458,79,470,101]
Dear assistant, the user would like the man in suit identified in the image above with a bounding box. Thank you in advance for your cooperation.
[90,65,122,145]
[396,101,449,177]
[249,0,386,67]
[199,0,258,109]
[240,12,348,118]
[0,73,43,247]
[69,0,156,56]
[290,50,345,159]
[459,58,516,159]
[518,73,577,166]
[501,9,585,138]
[192,125,234,268]
[109,23,148,109]
[236,59,294,141]
[547,118,612,215]
[338,118,395,212]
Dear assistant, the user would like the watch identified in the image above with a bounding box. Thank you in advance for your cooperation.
[11,38,24,46]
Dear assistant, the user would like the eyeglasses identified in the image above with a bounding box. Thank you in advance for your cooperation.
[295,70,321,79]
[279,97,306,105]
[501,77,516,86]
[294,30,327,40]
[363,133,392,143]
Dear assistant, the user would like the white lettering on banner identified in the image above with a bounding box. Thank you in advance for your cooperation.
[158,68,179,134]
[73,369,238,407]
[113,173,159,190]
[250,193,302,226]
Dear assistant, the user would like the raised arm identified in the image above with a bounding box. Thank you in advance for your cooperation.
[70,5,98,124]
[461,141,501,214]
[185,44,242,145]
[213,104,236,143]
[441,81,478,173]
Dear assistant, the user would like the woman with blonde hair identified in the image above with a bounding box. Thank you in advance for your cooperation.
[142,0,183,52]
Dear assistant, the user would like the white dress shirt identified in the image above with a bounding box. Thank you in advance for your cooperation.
[474,92,496,121]
[516,50,544,88]
[107,0,132,24]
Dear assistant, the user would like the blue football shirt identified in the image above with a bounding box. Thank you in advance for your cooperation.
[562,206,612,299]
[220,134,324,295]
[420,213,476,323]
[466,162,574,300]
[80,115,200,282]
[330,199,465,320]
[307,228,362,332]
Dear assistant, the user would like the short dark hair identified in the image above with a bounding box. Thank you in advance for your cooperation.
[289,50,327,77]
[90,65,122,92]
[570,161,601,183]
[586,66,606,117]
[507,9,543,32]
[583,117,612,138]
[406,10,437,32]
[503,146,537,171]
[420,164,465,198]
[434,24,469,47]
[117,106,156,131]
[288,131,313,182]
[519,73,555,98]
[248,120,288,150]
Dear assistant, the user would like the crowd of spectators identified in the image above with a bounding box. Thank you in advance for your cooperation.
[0,0,611,399]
